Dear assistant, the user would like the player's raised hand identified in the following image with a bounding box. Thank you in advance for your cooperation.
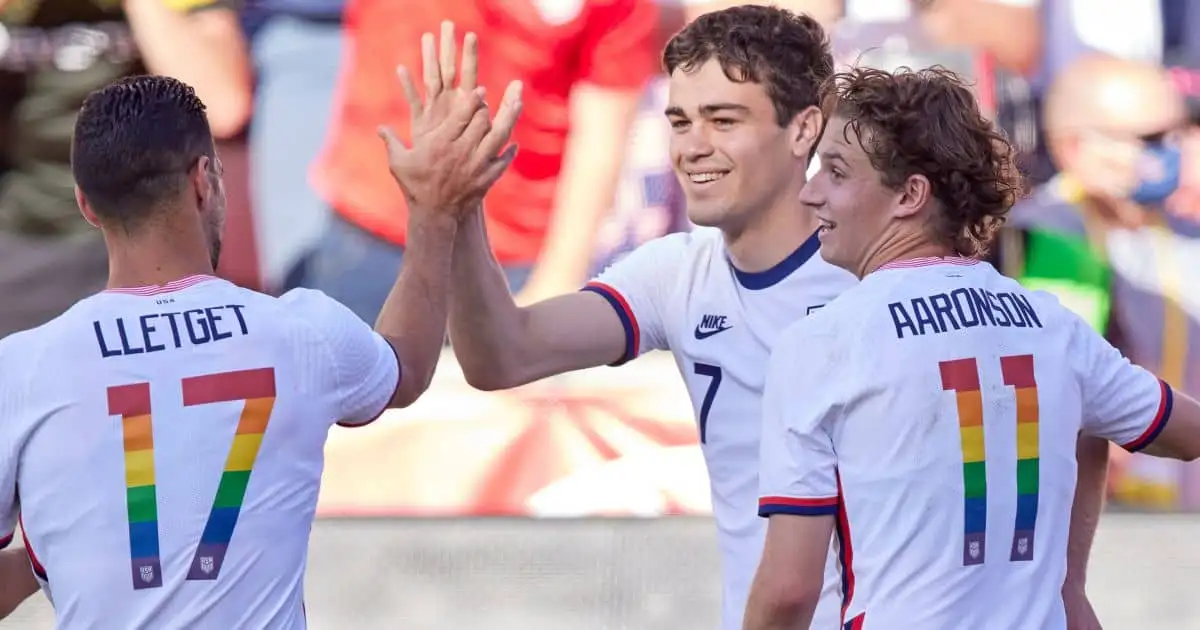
[378,21,523,218]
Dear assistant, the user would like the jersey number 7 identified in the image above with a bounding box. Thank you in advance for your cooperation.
[941,355,1039,567]
[107,367,277,590]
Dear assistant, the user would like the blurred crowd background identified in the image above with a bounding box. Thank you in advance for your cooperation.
[2,0,1200,528]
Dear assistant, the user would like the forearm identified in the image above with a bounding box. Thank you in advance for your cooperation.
[123,0,251,137]
[447,209,531,390]
[1066,435,1109,589]
[375,215,458,406]
[742,597,812,630]
[0,547,37,620]
[528,85,638,288]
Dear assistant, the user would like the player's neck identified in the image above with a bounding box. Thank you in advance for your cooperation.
[857,232,956,278]
[723,197,820,273]
[104,229,216,291]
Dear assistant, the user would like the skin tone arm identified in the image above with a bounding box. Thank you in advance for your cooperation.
[377,24,523,407]
[743,515,832,630]
[1140,390,1200,461]
[123,0,252,138]
[516,84,641,304]
[441,30,630,391]
[1062,435,1108,629]
[0,547,37,620]
[449,207,628,390]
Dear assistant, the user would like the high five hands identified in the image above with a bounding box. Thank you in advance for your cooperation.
[379,21,524,220]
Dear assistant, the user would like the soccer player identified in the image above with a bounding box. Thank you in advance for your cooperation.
[746,66,1200,630]
[0,65,519,626]
[441,7,851,629]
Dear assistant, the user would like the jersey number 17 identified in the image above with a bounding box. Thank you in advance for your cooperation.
[107,367,277,590]
[941,354,1040,567]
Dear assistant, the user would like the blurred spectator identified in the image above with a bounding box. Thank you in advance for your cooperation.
[999,54,1198,508]
[0,0,252,337]
[241,0,343,292]
[916,0,1163,186]
[305,0,659,323]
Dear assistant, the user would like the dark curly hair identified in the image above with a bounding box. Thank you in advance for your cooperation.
[662,5,833,126]
[72,75,215,230]
[822,66,1022,257]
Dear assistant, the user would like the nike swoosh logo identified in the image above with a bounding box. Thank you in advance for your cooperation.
[694,325,733,340]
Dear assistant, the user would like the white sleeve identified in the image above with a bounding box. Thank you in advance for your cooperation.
[281,289,401,428]
[0,341,21,547]
[1071,316,1173,451]
[582,232,690,364]
[757,323,843,518]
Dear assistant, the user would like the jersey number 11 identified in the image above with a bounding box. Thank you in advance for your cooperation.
[941,355,1040,567]
[106,367,277,590]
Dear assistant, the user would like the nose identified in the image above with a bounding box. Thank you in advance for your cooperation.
[673,126,715,163]
[798,172,825,208]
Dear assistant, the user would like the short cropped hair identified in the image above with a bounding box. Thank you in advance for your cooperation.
[72,75,215,229]
[823,66,1022,257]
[662,5,834,126]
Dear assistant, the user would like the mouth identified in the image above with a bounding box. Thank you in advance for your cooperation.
[817,216,836,236]
[686,170,730,185]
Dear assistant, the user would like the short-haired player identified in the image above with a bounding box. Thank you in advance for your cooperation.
[0,63,519,627]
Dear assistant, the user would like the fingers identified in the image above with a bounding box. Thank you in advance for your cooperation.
[438,21,457,92]
[477,80,524,159]
[476,144,519,191]
[376,125,409,159]
[421,32,441,101]
[460,105,492,149]
[436,87,488,141]
[396,66,423,120]
[460,32,479,93]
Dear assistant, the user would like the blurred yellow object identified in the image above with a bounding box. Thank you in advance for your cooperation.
[1111,475,1179,510]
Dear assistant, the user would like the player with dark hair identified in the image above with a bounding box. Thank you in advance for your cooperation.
[430,7,852,629]
[747,66,1200,629]
[0,66,519,626]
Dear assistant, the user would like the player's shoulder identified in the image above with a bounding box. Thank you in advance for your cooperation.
[597,228,720,278]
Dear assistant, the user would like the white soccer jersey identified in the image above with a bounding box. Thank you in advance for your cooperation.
[585,227,858,630]
[759,257,1174,630]
[0,275,399,629]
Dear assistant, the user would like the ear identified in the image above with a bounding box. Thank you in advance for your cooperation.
[789,105,825,161]
[191,155,213,210]
[893,173,933,219]
[75,187,102,229]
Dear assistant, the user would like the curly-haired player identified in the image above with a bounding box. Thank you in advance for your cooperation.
[746,66,1200,630]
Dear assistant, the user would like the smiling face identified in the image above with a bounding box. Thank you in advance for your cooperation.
[666,59,816,231]
[801,116,919,272]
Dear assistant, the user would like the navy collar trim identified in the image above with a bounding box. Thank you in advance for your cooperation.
[731,229,821,290]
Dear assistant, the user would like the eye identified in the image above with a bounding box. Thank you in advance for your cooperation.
[712,118,737,129]
[829,167,845,181]
[669,119,691,131]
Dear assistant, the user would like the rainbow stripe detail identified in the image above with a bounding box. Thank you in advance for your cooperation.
[108,383,164,590]
[940,358,987,566]
[181,368,276,580]
[1001,354,1038,562]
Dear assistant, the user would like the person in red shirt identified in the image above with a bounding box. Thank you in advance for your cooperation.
[306,0,659,323]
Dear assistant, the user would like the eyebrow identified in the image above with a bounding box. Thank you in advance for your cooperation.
[820,149,849,167]
[664,103,751,117]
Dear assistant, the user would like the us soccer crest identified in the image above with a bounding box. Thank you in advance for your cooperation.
[139,565,155,583]
[968,540,981,559]
[199,556,214,574]
[1016,537,1028,556]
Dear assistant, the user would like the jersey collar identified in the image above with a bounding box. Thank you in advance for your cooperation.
[105,274,221,296]
[876,256,981,271]
[731,229,821,290]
